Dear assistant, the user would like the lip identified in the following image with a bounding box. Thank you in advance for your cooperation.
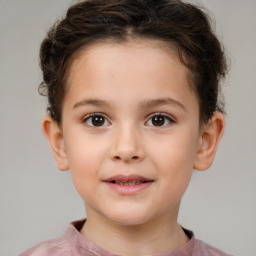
[104,174,152,183]
[103,174,154,195]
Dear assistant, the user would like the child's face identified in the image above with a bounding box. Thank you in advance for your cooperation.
[58,40,202,225]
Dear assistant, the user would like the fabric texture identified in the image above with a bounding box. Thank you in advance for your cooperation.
[19,219,232,256]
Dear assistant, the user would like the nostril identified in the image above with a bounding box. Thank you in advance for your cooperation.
[113,155,139,161]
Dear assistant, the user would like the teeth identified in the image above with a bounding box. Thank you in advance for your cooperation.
[114,180,144,185]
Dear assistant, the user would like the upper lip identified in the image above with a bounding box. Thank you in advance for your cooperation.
[103,174,153,183]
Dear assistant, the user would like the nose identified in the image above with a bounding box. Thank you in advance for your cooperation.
[110,124,145,163]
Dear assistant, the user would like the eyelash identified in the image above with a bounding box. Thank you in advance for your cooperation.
[145,113,175,127]
[82,113,110,127]
[81,112,175,127]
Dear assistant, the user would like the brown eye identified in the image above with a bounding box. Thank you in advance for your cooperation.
[91,116,105,126]
[146,114,173,127]
[83,114,109,127]
[152,116,165,126]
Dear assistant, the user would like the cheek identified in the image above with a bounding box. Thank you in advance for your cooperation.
[150,131,198,195]
[152,131,198,171]
[65,130,108,165]
[64,134,107,199]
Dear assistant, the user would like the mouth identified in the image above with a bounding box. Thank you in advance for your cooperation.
[110,180,149,185]
[103,174,154,195]
[104,174,153,184]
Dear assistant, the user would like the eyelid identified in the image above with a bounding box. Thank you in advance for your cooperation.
[145,112,175,126]
[82,112,111,126]
[147,112,175,120]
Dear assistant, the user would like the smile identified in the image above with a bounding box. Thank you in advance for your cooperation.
[112,180,148,185]
[103,174,154,195]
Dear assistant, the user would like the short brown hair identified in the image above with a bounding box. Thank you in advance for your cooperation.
[39,0,227,124]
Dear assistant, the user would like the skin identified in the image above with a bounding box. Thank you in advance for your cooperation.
[43,39,224,256]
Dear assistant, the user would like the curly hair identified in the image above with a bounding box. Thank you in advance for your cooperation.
[39,0,227,124]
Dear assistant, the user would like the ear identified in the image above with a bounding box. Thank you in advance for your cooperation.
[193,112,225,171]
[42,115,69,171]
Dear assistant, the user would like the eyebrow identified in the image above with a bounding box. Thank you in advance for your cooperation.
[73,99,111,109]
[73,97,187,112]
[139,98,187,112]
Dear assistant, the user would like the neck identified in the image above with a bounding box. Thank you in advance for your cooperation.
[80,208,189,256]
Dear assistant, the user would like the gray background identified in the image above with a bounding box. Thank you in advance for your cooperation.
[0,0,255,255]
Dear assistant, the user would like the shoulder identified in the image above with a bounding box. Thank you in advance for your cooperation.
[18,237,71,256]
[18,219,97,256]
[193,239,233,256]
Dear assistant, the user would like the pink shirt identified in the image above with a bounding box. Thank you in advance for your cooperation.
[20,219,232,256]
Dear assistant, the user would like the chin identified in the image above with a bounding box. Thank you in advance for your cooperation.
[110,217,149,227]
[105,208,153,227]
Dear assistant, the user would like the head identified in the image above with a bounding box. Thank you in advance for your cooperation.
[41,0,227,226]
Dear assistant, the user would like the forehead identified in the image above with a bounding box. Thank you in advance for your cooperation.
[64,39,199,114]
[67,38,183,83]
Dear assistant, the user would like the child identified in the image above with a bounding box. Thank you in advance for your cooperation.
[20,0,231,255]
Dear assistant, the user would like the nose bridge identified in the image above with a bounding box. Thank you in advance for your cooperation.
[111,121,144,162]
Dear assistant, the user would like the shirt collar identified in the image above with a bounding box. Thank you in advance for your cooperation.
[63,219,195,256]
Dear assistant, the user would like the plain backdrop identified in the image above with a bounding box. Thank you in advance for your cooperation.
[0,0,256,255]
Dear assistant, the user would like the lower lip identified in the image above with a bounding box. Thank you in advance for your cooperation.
[104,182,153,195]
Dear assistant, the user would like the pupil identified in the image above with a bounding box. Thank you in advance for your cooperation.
[152,116,164,126]
[92,116,104,126]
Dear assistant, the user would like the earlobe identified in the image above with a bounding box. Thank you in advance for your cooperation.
[42,115,69,171]
[193,112,225,171]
